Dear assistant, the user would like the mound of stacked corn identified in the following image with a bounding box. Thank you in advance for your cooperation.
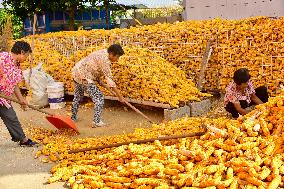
[112,47,211,106]
[21,41,210,107]
[19,40,71,87]
[26,90,284,188]
[22,17,284,95]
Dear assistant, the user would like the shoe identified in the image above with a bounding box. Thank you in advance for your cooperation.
[71,116,78,122]
[20,139,38,146]
[92,121,107,128]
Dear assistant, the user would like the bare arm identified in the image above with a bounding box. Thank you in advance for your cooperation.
[233,102,248,116]
[251,93,263,105]
[99,59,126,103]
[14,85,28,110]
[14,85,25,103]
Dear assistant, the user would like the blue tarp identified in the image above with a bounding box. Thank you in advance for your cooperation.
[23,9,111,35]
[75,12,82,20]
[37,15,45,27]
[24,18,31,28]
[83,11,92,20]
[100,10,106,19]
[54,11,63,20]
[92,10,100,20]
[50,10,105,21]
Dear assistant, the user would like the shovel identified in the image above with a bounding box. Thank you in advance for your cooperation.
[0,94,79,133]
[98,81,154,124]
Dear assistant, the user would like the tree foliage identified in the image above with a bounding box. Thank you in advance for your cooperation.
[3,0,89,30]
[2,0,131,31]
[48,0,89,30]
[3,0,47,19]
[0,9,23,39]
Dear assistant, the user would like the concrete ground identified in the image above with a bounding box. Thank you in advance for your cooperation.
[0,100,164,189]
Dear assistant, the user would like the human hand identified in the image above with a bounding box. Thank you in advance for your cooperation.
[20,98,28,110]
[118,97,126,104]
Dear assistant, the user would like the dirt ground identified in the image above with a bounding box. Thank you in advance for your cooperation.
[0,100,164,189]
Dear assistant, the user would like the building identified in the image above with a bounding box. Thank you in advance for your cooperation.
[118,4,182,28]
[183,0,284,20]
[24,9,111,35]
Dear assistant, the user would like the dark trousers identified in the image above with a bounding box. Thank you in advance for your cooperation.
[0,106,26,142]
[225,86,269,118]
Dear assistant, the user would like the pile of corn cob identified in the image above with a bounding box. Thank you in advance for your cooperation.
[21,41,210,107]
[25,90,284,188]
[21,16,284,95]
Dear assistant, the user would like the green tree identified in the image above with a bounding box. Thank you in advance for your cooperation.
[47,0,89,31]
[3,0,89,31]
[54,0,119,30]
[0,9,23,39]
[3,0,48,19]
[90,0,128,29]
[3,0,122,31]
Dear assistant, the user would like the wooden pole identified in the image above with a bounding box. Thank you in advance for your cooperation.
[99,82,154,123]
[104,0,110,30]
[197,38,214,90]
[105,96,171,109]
[124,101,153,123]
[0,93,53,116]
[29,14,37,84]
[68,131,206,154]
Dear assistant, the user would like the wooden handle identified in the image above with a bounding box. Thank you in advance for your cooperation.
[104,95,171,109]
[124,101,153,123]
[27,104,54,116]
[0,94,53,116]
[29,14,37,84]
[99,82,154,123]
[68,131,206,154]
[197,38,214,90]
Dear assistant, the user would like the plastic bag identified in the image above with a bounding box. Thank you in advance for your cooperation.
[23,63,55,108]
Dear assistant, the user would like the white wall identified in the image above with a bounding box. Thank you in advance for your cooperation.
[0,0,4,8]
[183,0,284,20]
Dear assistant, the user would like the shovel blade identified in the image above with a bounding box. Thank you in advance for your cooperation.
[46,115,79,133]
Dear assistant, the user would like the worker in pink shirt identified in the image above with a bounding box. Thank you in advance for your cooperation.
[224,68,269,118]
[0,41,37,146]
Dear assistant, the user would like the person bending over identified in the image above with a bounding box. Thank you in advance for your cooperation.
[71,44,126,127]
